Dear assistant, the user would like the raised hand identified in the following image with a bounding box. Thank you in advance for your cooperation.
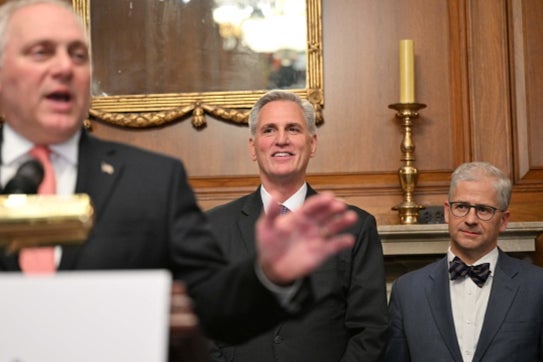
[256,191,357,285]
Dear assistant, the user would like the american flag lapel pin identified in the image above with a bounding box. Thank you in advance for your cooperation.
[101,162,114,175]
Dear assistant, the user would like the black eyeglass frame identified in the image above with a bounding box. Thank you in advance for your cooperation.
[447,201,506,221]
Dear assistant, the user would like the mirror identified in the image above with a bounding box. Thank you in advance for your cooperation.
[72,0,324,129]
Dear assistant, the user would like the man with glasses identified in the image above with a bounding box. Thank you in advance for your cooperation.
[385,161,543,362]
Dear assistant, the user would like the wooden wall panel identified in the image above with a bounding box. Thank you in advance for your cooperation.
[510,0,543,185]
[466,1,513,171]
[315,0,456,173]
[518,0,543,168]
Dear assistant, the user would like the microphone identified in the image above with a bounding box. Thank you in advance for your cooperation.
[2,159,44,194]
[0,159,93,253]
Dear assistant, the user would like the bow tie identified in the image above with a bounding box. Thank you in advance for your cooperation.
[448,256,491,288]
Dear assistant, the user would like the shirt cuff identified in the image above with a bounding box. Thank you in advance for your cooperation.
[254,262,302,307]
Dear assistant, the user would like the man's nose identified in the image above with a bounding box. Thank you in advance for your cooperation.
[51,51,74,78]
[464,207,479,223]
[276,130,290,144]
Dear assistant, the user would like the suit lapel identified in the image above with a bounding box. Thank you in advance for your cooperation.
[305,185,317,199]
[59,132,124,269]
[473,251,520,361]
[237,190,262,255]
[74,132,123,221]
[237,185,315,256]
[426,258,464,362]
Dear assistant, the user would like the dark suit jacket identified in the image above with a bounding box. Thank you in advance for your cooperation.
[0,130,304,343]
[386,250,543,362]
[206,185,388,362]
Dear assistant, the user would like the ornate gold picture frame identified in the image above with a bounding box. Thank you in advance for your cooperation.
[72,0,324,129]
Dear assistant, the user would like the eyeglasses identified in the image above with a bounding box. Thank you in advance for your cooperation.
[448,201,505,221]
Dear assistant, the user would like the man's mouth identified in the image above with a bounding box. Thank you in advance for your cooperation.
[46,91,72,103]
[460,229,480,236]
[272,152,293,157]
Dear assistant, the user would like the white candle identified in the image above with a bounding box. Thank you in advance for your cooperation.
[399,39,415,103]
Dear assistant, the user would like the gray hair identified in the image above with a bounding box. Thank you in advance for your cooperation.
[449,161,512,210]
[0,0,82,63]
[248,90,316,136]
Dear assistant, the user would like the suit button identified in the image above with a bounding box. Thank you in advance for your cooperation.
[273,335,283,344]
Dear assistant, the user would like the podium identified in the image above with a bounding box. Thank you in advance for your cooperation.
[0,270,172,362]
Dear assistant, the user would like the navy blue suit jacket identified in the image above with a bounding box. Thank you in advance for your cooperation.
[386,250,543,362]
[207,185,388,362]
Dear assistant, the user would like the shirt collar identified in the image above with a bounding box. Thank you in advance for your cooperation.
[261,183,307,213]
[2,123,33,165]
[2,123,80,166]
[50,132,80,166]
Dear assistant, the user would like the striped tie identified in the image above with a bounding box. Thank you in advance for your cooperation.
[19,146,56,275]
[448,256,490,288]
[279,204,290,215]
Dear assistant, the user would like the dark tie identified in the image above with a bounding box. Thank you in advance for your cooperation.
[448,256,491,288]
[279,204,290,215]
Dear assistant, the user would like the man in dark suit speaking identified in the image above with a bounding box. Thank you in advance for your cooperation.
[207,90,388,362]
[385,162,543,362]
[0,0,359,349]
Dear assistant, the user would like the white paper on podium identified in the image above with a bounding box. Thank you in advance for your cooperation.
[0,270,172,362]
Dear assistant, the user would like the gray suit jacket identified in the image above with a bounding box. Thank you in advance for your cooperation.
[385,250,543,362]
[207,185,388,362]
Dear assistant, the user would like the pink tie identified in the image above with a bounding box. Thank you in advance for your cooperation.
[30,145,56,194]
[19,145,56,275]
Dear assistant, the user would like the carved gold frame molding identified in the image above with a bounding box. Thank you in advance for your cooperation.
[72,0,324,129]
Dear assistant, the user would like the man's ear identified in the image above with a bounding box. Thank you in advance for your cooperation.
[249,138,257,161]
[310,134,318,157]
[443,202,450,223]
[499,210,511,232]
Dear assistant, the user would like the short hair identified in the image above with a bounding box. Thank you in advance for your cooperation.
[248,90,316,136]
[449,161,512,210]
[0,0,82,63]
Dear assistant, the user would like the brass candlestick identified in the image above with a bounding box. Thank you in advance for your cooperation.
[388,102,426,224]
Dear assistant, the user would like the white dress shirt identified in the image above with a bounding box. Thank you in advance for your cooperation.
[1,123,80,195]
[260,182,307,213]
[448,247,498,362]
[255,183,307,308]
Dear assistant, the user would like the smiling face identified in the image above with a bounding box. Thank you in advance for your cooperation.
[0,2,91,144]
[249,100,317,191]
[444,177,510,264]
